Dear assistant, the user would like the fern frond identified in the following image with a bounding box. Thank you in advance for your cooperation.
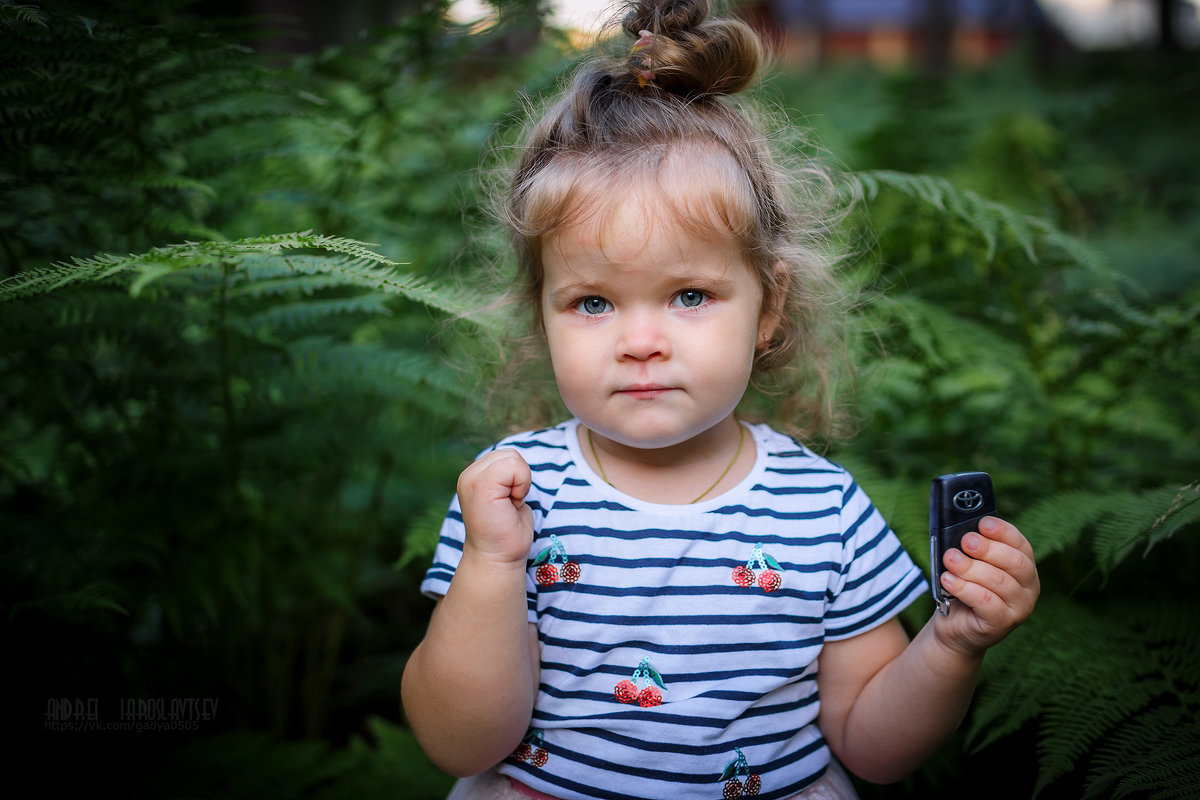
[969,595,1200,798]
[968,601,1072,753]
[284,340,473,408]
[9,581,128,620]
[866,293,1038,393]
[0,1,48,27]
[394,498,455,571]
[242,294,392,332]
[845,169,1108,272]
[1093,482,1200,574]
[1084,706,1200,799]
[1013,483,1199,567]
[0,233,482,323]
[1015,490,1128,560]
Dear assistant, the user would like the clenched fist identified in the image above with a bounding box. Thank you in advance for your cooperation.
[457,448,535,567]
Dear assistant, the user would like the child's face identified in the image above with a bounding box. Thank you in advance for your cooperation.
[540,168,774,452]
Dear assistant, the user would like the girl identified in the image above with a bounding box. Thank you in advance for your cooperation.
[401,2,1039,798]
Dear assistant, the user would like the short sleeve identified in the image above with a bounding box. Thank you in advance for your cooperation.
[824,475,927,639]
[419,482,541,625]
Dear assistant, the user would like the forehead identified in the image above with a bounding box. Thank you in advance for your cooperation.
[537,142,757,252]
[544,183,750,285]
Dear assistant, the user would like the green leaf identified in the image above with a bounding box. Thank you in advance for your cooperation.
[763,553,782,571]
[648,667,666,690]
[531,548,551,567]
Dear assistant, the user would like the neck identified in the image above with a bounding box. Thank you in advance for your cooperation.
[581,416,750,504]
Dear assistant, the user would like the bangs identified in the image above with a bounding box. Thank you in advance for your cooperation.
[516,141,762,257]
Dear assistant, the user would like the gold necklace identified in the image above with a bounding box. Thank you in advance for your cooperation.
[587,422,746,504]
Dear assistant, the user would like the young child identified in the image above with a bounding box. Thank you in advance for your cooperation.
[401,2,1039,798]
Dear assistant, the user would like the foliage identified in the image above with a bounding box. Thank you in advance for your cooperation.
[791,55,1200,799]
[148,716,455,799]
[3,1,1198,799]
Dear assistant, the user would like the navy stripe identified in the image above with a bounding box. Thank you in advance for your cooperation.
[540,524,843,548]
[539,633,826,655]
[566,722,816,756]
[539,659,813,683]
[540,607,824,627]
[536,582,827,602]
[711,504,840,520]
[751,483,841,496]
[827,574,926,635]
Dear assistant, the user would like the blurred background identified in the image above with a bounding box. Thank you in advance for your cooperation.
[2,1,1197,798]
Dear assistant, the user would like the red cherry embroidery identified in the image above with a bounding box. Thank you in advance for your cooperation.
[532,534,579,586]
[733,543,783,592]
[614,680,639,704]
[614,656,666,706]
[721,748,761,798]
[731,565,755,587]
[512,729,547,767]
[535,563,558,586]
[757,569,781,593]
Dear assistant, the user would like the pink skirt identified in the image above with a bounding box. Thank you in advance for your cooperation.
[445,760,859,800]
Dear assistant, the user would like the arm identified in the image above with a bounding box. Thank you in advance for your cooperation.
[817,516,1039,784]
[401,449,541,777]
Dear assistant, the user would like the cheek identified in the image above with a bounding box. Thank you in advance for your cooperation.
[544,327,588,393]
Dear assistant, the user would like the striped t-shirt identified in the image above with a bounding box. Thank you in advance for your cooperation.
[421,419,926,800]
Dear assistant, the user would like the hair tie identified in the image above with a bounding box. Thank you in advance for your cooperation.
[630,29,655,87]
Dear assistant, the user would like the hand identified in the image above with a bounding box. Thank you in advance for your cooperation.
[935,516,1039,657]
[457,448,535,567]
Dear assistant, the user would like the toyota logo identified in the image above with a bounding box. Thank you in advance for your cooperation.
[953,489,984,512]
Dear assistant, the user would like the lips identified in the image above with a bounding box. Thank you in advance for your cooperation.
[616,384,676,399]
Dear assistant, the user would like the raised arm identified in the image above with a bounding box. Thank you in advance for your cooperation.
[817,516,1039,784]
[401,449,541,777]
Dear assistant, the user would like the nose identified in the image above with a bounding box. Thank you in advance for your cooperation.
[617,307,670,361]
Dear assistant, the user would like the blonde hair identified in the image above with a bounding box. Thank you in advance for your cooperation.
[479,0,849,443]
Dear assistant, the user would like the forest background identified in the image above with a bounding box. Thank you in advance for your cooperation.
[2,0,1197,798]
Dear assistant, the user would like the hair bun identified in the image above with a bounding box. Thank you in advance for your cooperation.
[618,0,762,98]
[622,0,710,37]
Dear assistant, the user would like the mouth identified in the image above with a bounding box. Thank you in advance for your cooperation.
[616,384,675,399]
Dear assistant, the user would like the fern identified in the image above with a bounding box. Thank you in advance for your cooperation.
[845,169,1109,273]
[0,229,481,741]
[0,232,480,321]
[243,293,393,332]
[968,596,1200,797]
[153,716,454,800]
[8,581,129,619]
[1014,482,1200,567]
[0,1,47,27]
[1088,706,1200,799]
[1091,482,1200,574]
[0,1,300,272]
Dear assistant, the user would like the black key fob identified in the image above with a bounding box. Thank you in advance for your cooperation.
[930,472,996,616]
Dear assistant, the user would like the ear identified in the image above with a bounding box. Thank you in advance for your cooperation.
[757,261,789,349]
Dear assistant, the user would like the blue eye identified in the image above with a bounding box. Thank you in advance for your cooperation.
[578,296,610,315]
[674,290,706,308]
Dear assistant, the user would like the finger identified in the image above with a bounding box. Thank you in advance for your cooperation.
[958,530,1038,586]
[977,516,1035,560]
[939,566,1012,624]
[945,546,1022,609]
